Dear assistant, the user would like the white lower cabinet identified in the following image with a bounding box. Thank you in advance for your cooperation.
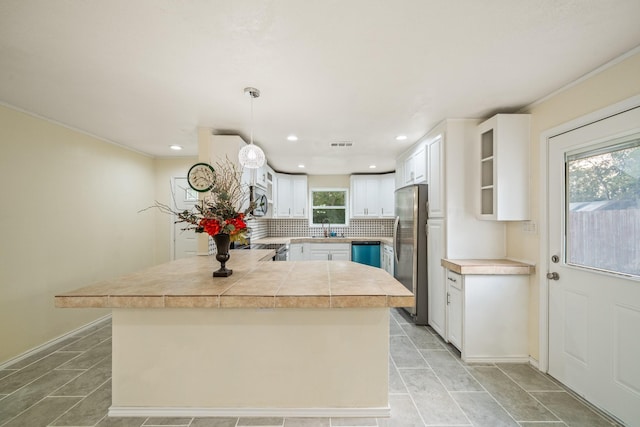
[445,270,462,350]
[442,269,529,363]
[289,243,307,261]
[309,243,350,261]
[290,242,350,261]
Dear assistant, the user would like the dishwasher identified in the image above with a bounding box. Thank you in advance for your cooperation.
[351,241,381,268]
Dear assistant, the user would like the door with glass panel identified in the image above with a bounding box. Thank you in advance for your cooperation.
[548,106,640,426]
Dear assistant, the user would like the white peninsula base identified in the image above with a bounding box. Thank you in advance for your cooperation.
[109,307,390,418]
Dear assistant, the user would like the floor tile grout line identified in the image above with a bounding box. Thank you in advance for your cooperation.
[495,363,621,426]
[48,376,112,426]
[415,336,476,427]
[0,392,59,427]
[392,321,443,427]
[458,363,527,426]
[41,372,103,426]
[0,359,88,405]
[493,362,569,425]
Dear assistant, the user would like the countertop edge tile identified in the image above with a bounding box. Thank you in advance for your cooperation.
[441,258,535,275]
[55,252,412,309]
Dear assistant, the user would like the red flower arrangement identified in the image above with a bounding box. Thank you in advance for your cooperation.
[199,214,247,239]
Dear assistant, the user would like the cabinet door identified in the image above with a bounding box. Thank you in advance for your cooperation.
[427,136,445,217]
[291,175,308,217]
[446,270,463,350]
[379,174,395,217]
[308,249,329,260]
[427,219,446,338]
[404,154,415,185]
[413,145,427,183]
[351,176,370,217]
[276,175,292,217]
[330,250,350,261]
[309,243,349,261]
[395,158,405,189]
[256,165,268,188]
[289,243,307,261]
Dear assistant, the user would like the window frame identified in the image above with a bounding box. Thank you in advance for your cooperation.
[309,187,350,227]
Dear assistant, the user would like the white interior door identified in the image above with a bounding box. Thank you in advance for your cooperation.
[172,177,198,260]
[548,106,640,426]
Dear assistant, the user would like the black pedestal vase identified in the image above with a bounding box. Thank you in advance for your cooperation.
[212,234,233,277]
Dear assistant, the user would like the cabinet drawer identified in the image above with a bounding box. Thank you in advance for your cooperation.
[446,270,462,290]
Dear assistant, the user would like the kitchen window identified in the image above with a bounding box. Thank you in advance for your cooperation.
[310,188,348,226]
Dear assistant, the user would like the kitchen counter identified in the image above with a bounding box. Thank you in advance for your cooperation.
[253,236,394,246]
[55,250,413,309]
[55,251,412,418]
[441,258,535,275]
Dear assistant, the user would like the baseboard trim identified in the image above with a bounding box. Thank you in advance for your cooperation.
[108,406,391,418]
[529,356,540,370]
[0,314,112,369]
[463,356,530,364]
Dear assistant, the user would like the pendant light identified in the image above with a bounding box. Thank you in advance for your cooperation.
[238,87,266,169]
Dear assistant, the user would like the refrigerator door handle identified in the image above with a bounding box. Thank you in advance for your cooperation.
[393,216,400,264]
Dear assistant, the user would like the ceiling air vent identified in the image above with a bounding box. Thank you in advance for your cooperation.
[330,141,353,148]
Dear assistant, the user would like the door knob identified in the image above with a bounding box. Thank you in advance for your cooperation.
[546,272,560,280]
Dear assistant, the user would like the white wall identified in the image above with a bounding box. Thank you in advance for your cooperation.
[0,104,159,364]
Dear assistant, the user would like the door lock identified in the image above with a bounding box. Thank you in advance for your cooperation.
[546,272,560,280]
[551,255,560,263]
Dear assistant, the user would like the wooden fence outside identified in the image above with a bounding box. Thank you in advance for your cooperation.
[568,209,640,276]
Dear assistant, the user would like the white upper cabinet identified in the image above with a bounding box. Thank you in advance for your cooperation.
[379,173,395,217]
[478,114,530,221]
[276,174,308,218]
[398,141,427,188]
[350,173,395,218]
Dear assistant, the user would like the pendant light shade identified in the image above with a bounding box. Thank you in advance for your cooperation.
[239,87,266,169]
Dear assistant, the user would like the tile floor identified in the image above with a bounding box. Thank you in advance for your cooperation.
[0,310,622,427]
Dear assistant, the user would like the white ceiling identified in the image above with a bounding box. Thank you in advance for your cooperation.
[1,1,640,175]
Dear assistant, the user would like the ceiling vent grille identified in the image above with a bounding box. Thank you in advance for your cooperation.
[330,141,353,148]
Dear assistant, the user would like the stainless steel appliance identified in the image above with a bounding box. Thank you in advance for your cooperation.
[393,184,428,325]
[239,242,289,261]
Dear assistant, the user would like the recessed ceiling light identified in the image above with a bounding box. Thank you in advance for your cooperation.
[369,164,377,169]
[298,164,305,168]
[287,135,299,141]
[396,135,407,141]
[169,145,183,150]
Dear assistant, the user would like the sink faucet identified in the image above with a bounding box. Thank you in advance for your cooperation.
[322,218,330,237]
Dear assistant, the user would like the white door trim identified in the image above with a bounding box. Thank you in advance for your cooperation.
[538,94,640,373]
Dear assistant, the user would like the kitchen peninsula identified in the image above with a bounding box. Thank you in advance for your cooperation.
[55,250,413,419]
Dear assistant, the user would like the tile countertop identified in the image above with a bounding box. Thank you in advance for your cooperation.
[441,259,535,275]
[253,236,394,245]
[55,249,414,309]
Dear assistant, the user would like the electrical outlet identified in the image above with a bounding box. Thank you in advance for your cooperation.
[522,221,537,234]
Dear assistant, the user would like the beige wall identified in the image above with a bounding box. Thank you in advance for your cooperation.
[307,175,350,188]
[0,105,162,364]
[508,51,640,362]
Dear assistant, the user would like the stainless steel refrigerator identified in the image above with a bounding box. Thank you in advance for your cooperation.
[393,184,428,325]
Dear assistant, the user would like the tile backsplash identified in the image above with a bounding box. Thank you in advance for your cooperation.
[263,218,394,237]
[212,218,393,253]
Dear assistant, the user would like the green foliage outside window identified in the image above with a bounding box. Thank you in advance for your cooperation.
[311,189,347,225]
